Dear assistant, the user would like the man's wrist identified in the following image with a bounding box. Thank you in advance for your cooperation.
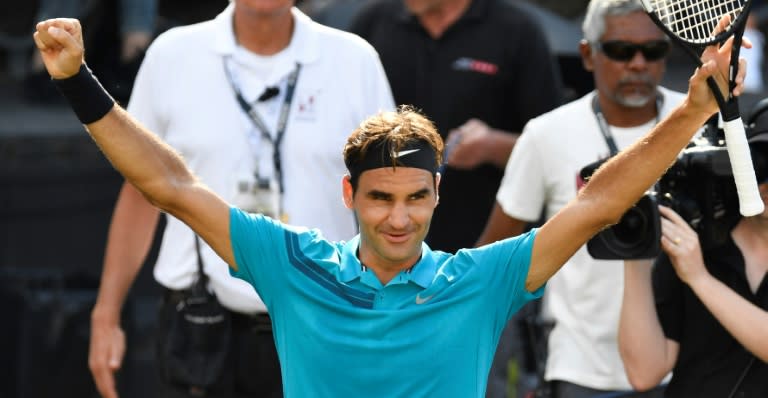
[52,63,116,125]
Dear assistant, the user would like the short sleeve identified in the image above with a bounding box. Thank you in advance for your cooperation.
[126,36,168,135]
[465,229,545,322]
[228,207,290,308]
[496,123,547,222]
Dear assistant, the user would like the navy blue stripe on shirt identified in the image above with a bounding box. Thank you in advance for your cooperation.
[284,230,375,309]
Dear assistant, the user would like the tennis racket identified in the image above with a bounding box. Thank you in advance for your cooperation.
[641,0,764,216]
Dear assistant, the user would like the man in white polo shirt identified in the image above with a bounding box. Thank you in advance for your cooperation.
[477,0,676,396]
[86,1,394,397]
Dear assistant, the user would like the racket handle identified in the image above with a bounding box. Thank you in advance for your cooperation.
[723,118,765,216]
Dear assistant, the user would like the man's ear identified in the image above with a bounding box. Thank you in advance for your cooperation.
[434,172,441,207]
[342,175,354,209]
[579,39,595,72]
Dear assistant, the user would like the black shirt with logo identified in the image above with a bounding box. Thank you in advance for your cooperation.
[350,0,563,253]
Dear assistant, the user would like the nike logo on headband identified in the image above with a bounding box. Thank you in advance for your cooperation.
[395,149,421,158]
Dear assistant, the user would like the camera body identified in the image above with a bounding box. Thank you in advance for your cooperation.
[585,123,742,260]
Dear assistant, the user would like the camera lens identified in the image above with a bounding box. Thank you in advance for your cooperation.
[587,195,661,259]
[610,207,648,248]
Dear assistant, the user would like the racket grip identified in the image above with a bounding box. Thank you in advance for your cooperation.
[723,119,765,216]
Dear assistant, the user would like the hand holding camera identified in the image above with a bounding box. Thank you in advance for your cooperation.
[658,205,708,285]
[586,112,768,260]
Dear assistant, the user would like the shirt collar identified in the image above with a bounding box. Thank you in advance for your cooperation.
[212,4,320,65]
[396,0,488,26]
[339,236,437,289]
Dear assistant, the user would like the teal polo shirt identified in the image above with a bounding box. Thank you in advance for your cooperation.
[229,207,544,398]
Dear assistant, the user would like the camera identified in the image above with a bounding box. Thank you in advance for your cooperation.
[585,111,768,260]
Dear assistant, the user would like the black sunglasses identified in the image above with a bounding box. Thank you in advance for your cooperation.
[597,40,671,62]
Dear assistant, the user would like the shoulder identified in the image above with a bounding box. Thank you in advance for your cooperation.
[145,19,218,61]
[446,230,538,283]
[658,86,686,111]
[483,0,548,35]
[486,0,540,23]
[458,230,537,263]
[348,0,404,37]
[311,20,378,55]
[230,207,333,249]
[350,0,400,25]
[301,12,381,62]
[523,93,594,136]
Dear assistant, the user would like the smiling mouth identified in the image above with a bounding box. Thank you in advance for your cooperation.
[383,231,411,244]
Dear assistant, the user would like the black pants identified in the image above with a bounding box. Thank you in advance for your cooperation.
[550,380,666,398]
[157,290,283,398]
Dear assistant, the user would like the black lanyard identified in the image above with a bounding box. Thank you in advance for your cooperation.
[223,58,302,193]
[591,93,663,156]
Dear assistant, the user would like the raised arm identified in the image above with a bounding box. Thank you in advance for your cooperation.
[33,18,236,269]
[524,16,746,292]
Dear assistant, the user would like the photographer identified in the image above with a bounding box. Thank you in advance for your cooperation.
[477,0,680,395]
[618,134,768,397]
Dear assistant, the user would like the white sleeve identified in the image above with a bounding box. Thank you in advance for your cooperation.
[126,37,168,137]
[496,119,547,222]
[360,44,395,115]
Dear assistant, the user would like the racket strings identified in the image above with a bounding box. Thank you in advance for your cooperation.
[649,0,747,43]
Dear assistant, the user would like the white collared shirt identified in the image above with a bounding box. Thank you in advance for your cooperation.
[128,4,394,313]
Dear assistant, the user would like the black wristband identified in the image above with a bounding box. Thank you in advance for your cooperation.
[52,64,115,125]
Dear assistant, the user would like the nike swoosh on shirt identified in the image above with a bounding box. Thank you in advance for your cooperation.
[415,293,433,305]
[395,149,420,158]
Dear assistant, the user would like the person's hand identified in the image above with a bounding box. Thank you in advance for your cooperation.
[686,15,748,117]
[88,311,126,398]
[444,118,511,169]
[32,18,85,79]
[658,205,709,285]
[121,30,152,63]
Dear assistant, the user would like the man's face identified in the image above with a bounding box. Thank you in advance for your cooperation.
[343,167,439,270]
[581,11,668,108]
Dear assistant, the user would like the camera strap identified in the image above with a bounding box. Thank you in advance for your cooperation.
[591,92,663,156]
[193,234,208,289]
[726,356,756,398]
[223,58,302,194]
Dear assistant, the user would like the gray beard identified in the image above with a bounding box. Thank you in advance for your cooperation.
[615,93,653,108]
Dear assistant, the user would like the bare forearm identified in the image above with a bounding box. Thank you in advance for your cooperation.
[580,102,711,225]
[92,183,160,323]
[85,106,196,210]
[688,274,768,361]
[484,130,517,169]
[526,103,713,291]
[36,19,236,271]
[619,261,676,389]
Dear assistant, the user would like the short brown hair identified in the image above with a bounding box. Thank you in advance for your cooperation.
[343,106,444,189]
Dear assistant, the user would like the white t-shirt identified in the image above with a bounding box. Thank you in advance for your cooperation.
[742,27,765,93]
[496,88,685,390]
[128,5,394,313]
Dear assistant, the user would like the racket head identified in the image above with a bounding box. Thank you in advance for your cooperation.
[640,0,752,46]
